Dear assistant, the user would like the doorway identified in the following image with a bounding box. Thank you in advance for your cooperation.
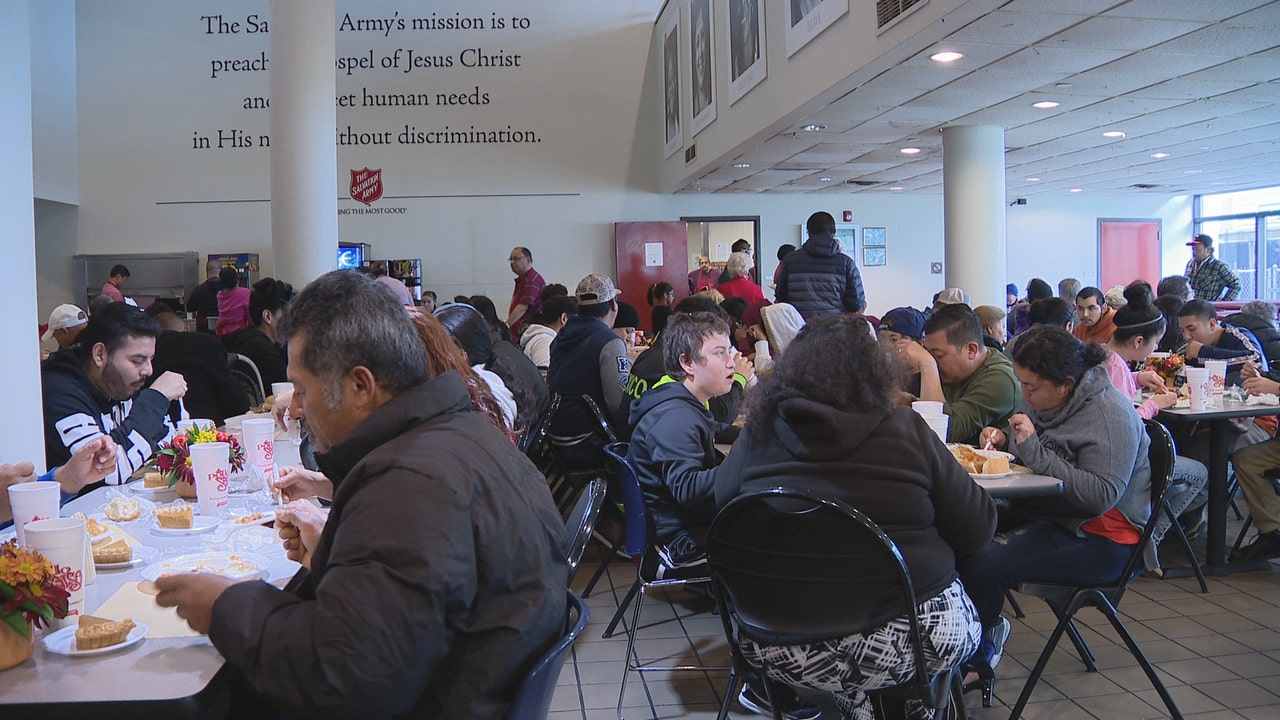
[681,216,762,287]
[1098,219,1161,291]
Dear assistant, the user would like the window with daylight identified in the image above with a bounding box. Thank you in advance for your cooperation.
[1195,186,1280,301]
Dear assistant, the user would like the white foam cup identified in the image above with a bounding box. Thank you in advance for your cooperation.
[1204,360,1227,403]
[912,400,945,417]
[1186,367,1211,412]
[190,442,231,516]
[241,418,276,483]
[924,414,950,443]
[8,481,60,547]
[24,517,88,627]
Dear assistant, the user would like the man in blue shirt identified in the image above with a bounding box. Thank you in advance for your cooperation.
[1,436,119,529]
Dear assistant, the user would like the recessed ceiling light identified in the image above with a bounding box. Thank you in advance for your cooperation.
[802,124,826,132]
[819,177,833,183]
[1184,169,1202,175]
[1069,188,1083,193]
[731,162,750,168]
[1151,152,1169,159]
[930,51,964,63]
[1102,131,1126,139]
[900,147,922,155]
[1055,83,1073,89]
[890,186,904,191]
[1026,177,1041,182]
[1032,101,1060,109]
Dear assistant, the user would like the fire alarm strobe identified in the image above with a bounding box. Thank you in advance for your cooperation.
[843,210,853,222]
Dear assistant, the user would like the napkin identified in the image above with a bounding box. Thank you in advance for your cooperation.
[1245,394,1280,406]
[92,581,204,639]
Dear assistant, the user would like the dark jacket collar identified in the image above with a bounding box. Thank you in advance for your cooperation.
[315,370,471,484]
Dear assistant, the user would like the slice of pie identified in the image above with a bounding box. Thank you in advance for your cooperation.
[92,538,133,564]
[154,504,193,529]
[143,471,167,488]
[75,615,136,650]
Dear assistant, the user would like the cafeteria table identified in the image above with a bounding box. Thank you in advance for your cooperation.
[1158,399,1280,575]
[0,483,296,719]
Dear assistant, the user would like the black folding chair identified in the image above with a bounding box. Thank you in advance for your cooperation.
[1147,421,1209,593]
[1008,419,1186,720]
[227,353,266,404]
[563,478,607,585]
[708,487,964,720]
[501,591,589,720]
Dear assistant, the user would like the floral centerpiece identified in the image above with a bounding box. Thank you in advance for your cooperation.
[0,540,70,669]
[151,424,246,498]
[1145,354,1186,389]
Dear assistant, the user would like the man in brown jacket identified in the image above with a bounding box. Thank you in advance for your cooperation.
[158,271,566,718]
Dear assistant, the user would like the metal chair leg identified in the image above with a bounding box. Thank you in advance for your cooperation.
[1164,505,1209,593]
[617,583,648,720]
[1005,589,1026,619]
[603,578,641,639]
[580,538,622,599]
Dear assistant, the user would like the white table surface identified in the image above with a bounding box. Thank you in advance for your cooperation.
[0,481,298,708]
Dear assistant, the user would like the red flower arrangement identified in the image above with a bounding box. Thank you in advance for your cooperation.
[0,540,70,638]
[1145,354,1186,387]
[151,424,246,488]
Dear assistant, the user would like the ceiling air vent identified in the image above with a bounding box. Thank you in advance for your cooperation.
[878,0,927,29]
[1130,183,1161,190]
[846,179,879,187]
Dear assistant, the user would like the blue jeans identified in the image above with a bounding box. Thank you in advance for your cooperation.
[958,517,1134,628]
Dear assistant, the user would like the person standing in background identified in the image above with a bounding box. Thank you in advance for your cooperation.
[688,256,717,294]
[506,246,546,333]
[216,267,252,338]
[1185,233,1241,301]
[186,258,223,326]
[100,264,129,303]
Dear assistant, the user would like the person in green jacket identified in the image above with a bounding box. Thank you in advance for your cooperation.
[900,302,1020,444]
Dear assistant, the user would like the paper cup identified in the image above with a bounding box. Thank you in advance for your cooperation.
[1186,367,1211,412]
[270,382,293,399]
[924,414,950,443]
[8,481,60,547]
[1204,360,1227,403]
[912,401,945,417]
[24,517,88,627]
[190,442,231,516]
[242,418,276,483]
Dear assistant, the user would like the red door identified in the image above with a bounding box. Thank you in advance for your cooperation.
[1099,219,1161,290]
[615,221,688,334]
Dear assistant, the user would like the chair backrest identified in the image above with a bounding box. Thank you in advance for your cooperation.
[602,442,647,558]
[563,478,607,584]
[709,488,933,702]
[583,394,618,443]
[1122,419,1180,586]
[519,393,560,459]
[228,368,265,407]
[228,353,266,401]
[502,590,589,720]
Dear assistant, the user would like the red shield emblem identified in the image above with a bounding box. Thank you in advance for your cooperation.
[350,167,384,205]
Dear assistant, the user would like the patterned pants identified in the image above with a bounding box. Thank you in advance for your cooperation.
[739,579,980,720]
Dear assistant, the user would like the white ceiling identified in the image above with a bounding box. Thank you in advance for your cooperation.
[685,0,1280,198]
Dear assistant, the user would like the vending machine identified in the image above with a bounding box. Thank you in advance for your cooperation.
[389,259,423,302]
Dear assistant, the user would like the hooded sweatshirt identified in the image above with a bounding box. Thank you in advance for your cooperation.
[616,332,745,442]
[775,235,866,319]
[1009,365,1152,537]
[519,323,558,376]
[715,403,996,620]
[627,379,720,563]
[41,348,175,489]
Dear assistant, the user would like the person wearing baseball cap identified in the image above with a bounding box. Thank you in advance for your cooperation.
[545,273,631,471]
[1185,233,1241,301]
[41,303,89,350]
[880,306,928,397]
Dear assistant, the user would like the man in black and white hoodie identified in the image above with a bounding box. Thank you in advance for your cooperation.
[42,303,187,494]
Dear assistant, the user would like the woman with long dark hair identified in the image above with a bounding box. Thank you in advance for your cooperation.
[435,303,547,436]
[647,281,675,334]
[716,316,995,720]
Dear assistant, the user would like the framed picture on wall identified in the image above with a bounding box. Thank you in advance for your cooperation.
[725,0,766,105]
[689,0,717,136]
[784,0,849,58]
[659,6,682,158]
[862,227,886,248]
[863,247,887,266]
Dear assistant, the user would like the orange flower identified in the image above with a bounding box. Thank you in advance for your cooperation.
[0,544,53,585]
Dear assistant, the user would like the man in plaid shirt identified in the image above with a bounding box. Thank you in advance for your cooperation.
[1185,233,1241,301]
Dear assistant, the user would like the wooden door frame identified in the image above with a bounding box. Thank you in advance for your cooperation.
[1097,217,1162,287]
[679,215,762,260]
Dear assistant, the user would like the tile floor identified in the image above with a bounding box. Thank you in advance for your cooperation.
[554,539,1280,720]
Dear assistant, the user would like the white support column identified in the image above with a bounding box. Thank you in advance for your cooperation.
[0,0,49,471]
[269,0,337,287]
[942,125,1007,310]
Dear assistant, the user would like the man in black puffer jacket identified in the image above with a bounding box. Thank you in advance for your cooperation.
[776,211,866,319]
[1225,303,1280,369]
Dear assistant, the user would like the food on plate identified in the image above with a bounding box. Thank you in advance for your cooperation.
[75,615,136,650]
[233,513,264,525]
[154,504,193,529]
[250,394,275,414]
[154,554,263,579]
[143,471,167,488]
[103,496,140,522]
[73,512,111,538]
[948,445,1010,475]
[92,538,133,564]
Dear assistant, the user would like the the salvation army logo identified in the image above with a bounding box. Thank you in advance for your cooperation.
[259,439,274,462]
[350,167,384,205]
[212,467,229,493]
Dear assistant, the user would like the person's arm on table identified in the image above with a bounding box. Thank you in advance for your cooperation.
[1007,413,1135,517]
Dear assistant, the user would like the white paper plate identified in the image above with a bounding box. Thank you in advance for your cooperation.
[94,544,158,570]
[89,528,114,545]
[42,622,148,657]
[141,551,270,582]
[149,514,220,536]
[129,483,178,497]
[947,445,1016,479]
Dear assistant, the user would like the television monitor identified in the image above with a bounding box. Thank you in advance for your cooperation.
[337,243,366,270]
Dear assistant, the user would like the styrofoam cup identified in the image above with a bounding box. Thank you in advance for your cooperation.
[24,517,88,627]
[912,400,945,417]
[242,418,276,484]
[270,382,293,399]
[8,481,60,547]
[1186,367,1211,412]
[190,442,230,516]
[1204,360,1227,403]
[924,414,950,443]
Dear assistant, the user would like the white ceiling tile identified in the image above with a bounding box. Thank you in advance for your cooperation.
[1154,25,1280,58]
[1227,2,1280,27]
[1125,77,1258,100]
[1000,0,1125,15]
[901,41,1022,69]
[865,64,973,92]
[1088,50,1234,79]
[1043,16,1207,51]
[1180,56,1280,83]
[989,45,1128,75]
[1102,0,1274,23]
[1041,69,1160,97]
[947,11,1087,46]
